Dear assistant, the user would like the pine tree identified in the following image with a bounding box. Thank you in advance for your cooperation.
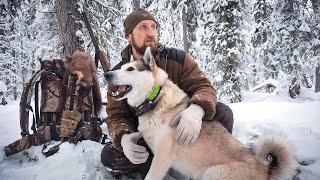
[269,0,317,96]
[1,0,57,101]
[188,0,216,83]
[0,0,16,102]
[211,0,243,103]
[251,0,273,85]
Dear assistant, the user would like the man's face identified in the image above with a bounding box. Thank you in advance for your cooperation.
[126,20,158,55]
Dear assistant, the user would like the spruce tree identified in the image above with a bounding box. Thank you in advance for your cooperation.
[270,0,317,96]
[211,0,243,103]
[251,0,272,85]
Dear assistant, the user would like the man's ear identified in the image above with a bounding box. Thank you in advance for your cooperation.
[143,47,156,70]
[126,34,132,42]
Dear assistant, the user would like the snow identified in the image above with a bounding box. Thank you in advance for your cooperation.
[0,81,7,92]
[0,92,319,179]
[299,21,311,32]
[1,0,319,178]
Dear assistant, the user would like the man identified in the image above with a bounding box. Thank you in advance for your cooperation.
[101,9,234,177]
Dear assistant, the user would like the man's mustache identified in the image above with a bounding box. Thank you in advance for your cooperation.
[144,37,156,42]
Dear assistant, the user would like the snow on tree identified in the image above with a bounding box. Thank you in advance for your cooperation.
[268,0,318,97]
[1,0,319,103]
[0,0,16,102]
[77,0,136,86]
[211,0,244,103]
[250,0,273,86]
[0,0,58,101]
[310,0,320,92]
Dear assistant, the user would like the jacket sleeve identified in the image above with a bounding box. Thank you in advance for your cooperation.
[104,85,137,151]
[178,54,217,121]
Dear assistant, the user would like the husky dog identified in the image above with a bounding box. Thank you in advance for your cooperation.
[105,47,294,180]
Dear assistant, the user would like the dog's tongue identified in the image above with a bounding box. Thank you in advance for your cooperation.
[111,85,128,97]
[117,85,127,94]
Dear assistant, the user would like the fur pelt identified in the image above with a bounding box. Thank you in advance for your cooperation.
[63,51,102,114]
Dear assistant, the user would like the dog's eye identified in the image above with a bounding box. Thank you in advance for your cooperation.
[127,67,135,71]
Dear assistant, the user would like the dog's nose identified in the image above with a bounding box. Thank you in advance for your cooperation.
[104,72,113,82]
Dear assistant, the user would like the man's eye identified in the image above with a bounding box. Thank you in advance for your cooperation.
[140,25,147,30]
[127,67,135,71]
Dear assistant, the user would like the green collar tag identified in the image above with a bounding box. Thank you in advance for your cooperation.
[147,86,162,101]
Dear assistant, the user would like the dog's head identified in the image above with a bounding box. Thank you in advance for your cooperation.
[105,47,165,107]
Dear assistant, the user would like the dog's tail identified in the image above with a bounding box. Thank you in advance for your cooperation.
[254,137,295,180]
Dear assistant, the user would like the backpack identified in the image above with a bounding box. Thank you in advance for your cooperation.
[5,52,104,157]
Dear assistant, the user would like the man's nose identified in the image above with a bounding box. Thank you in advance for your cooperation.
[146,27,157,36]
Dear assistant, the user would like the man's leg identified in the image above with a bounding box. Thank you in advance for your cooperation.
[100,140,153,177]
[212,102,234,133]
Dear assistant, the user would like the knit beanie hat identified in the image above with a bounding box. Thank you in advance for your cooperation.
[124,9,158,36]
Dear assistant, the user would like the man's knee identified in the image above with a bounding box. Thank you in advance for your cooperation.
[100,141,152,175]
[100,142,133,171]
[100,142,119,168]
[214,102,234,133]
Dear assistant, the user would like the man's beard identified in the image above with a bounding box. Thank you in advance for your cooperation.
[131,35,158,56]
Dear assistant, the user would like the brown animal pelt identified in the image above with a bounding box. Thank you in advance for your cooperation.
[63,51,102,114]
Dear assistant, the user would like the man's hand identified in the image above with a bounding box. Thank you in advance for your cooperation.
[170,104,204,145]
[121,132,149,164]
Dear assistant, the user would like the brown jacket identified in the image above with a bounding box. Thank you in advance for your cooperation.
[105,44,217,150]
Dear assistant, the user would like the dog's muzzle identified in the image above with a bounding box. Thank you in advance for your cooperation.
[105,72,132,100]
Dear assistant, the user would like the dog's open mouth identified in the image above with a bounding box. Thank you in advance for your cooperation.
[111,85,132,99]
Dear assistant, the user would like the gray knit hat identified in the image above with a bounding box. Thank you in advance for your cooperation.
[124,9,158,36]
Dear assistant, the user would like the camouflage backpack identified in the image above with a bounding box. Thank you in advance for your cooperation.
[5,52,104,157]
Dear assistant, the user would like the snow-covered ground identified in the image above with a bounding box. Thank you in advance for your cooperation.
[0,91,319,180]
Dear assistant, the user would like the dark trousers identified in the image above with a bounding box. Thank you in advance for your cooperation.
[100,102,234,176]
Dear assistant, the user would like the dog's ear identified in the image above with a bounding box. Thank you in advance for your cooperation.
[143,46,156,70]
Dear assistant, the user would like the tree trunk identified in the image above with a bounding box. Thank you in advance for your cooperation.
[311,0,320,92]
[182,7,189,53]
[316,65,320,92]
[132,0,140,11]
[55,0,83,58]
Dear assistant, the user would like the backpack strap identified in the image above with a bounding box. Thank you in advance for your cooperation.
[34,80,41,128]
[111,58,129,71]
[160,47,185,64]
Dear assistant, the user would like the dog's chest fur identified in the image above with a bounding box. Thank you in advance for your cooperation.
[137,80,188,152]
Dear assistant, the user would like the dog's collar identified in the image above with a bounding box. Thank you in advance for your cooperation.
[135,86,162,117]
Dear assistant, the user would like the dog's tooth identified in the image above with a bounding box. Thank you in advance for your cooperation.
[112,91,119,96]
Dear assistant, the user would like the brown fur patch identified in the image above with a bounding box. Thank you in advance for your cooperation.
[63,51,102,113]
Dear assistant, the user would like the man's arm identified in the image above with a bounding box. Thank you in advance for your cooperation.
[178,54,217,121]
[105,85,137,150]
